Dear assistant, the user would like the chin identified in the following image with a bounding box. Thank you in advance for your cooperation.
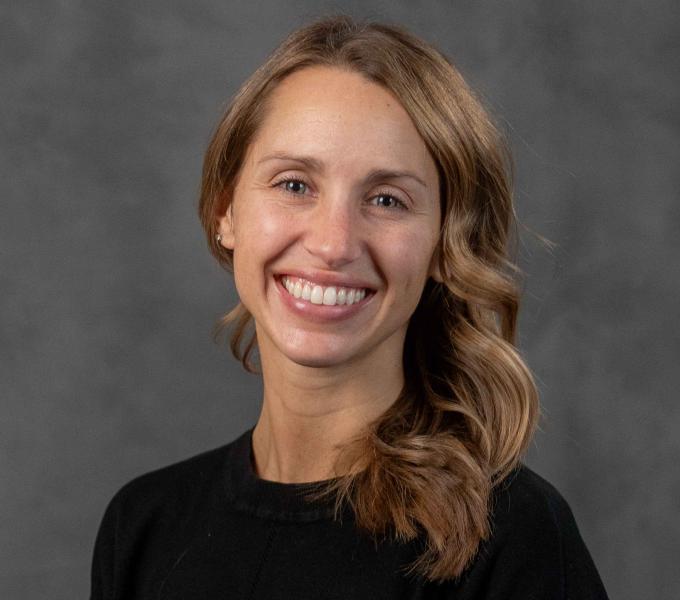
[278,337,361,369]
[284,349,355,369]
[290,356,341,368]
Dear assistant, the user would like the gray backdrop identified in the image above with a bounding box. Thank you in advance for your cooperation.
[2,1,678,598]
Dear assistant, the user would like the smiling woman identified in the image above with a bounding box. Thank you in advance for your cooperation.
[217,65,442,376]
[90,14,609,599]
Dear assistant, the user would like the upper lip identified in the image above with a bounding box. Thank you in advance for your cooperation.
[276,269,377,290]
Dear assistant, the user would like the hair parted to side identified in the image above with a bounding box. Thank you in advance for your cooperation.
[198,14,540,582]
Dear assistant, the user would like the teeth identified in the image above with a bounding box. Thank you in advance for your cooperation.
[302,282,311,300]
[281,276,369,307]
[322,287,336,305]
[310,285,324,304]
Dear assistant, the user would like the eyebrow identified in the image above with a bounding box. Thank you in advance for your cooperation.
[258,152,428,189]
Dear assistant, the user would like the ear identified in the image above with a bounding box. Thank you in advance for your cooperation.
[216,203,236,250]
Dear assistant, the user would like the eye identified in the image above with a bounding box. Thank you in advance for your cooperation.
[274,177,309,195]
[369,192,407,210]
[273,177,408,210]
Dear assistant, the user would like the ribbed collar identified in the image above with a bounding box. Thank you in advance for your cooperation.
[222,427,349,523]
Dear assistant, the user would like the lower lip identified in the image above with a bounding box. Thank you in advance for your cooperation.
[274,276,374,323]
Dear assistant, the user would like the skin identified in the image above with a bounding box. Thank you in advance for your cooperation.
[217,65,442,483]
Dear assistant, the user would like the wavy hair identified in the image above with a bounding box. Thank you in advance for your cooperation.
[198,14,540,582]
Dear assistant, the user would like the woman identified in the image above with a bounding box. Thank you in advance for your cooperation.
[90,15,609,599]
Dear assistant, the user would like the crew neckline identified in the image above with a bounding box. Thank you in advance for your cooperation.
[222,427,348,522]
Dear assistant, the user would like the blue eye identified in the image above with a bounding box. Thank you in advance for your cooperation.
[371,193,407,210]
[276,178,308,195]
[273,177,407,210]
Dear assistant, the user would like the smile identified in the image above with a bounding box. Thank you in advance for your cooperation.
[280,275,370,306]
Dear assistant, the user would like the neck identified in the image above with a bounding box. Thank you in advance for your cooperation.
[251,332,405,484]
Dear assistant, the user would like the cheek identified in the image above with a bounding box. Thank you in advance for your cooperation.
[236,200,300,246]
[231,204,296,288]
[383,228,437,291]
[257,206,291,239]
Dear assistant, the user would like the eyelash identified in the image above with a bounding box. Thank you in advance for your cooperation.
[272,177,408,210]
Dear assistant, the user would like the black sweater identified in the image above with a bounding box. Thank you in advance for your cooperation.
[90,428,609,599]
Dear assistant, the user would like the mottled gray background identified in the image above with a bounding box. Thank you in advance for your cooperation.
[1,1,678,598]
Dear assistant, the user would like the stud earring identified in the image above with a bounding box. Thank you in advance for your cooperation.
[216,233,222,243]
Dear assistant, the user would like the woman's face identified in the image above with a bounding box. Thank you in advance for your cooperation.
[218,65,441,370]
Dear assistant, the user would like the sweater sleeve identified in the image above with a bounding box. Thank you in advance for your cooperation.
[88,445,231,600]
[453,466,610,600]
[545,485,610,600]
[89,489,122,600]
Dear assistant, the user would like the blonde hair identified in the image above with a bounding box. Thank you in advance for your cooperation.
[198,14,539,582]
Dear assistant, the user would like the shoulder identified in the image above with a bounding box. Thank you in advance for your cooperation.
[90,434,247,598]
[90,435,248,599]
[94,432,246,549]
[486,462,598,566]
[490,462,579,542]
[107,440,233,516]
[457,463,609,599]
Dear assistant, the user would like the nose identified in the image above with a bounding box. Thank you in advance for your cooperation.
[302,196,362,269]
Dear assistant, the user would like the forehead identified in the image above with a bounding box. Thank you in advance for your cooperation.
[246,66,436,179]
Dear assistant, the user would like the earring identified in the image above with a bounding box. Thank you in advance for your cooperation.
[216,233,222,243]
